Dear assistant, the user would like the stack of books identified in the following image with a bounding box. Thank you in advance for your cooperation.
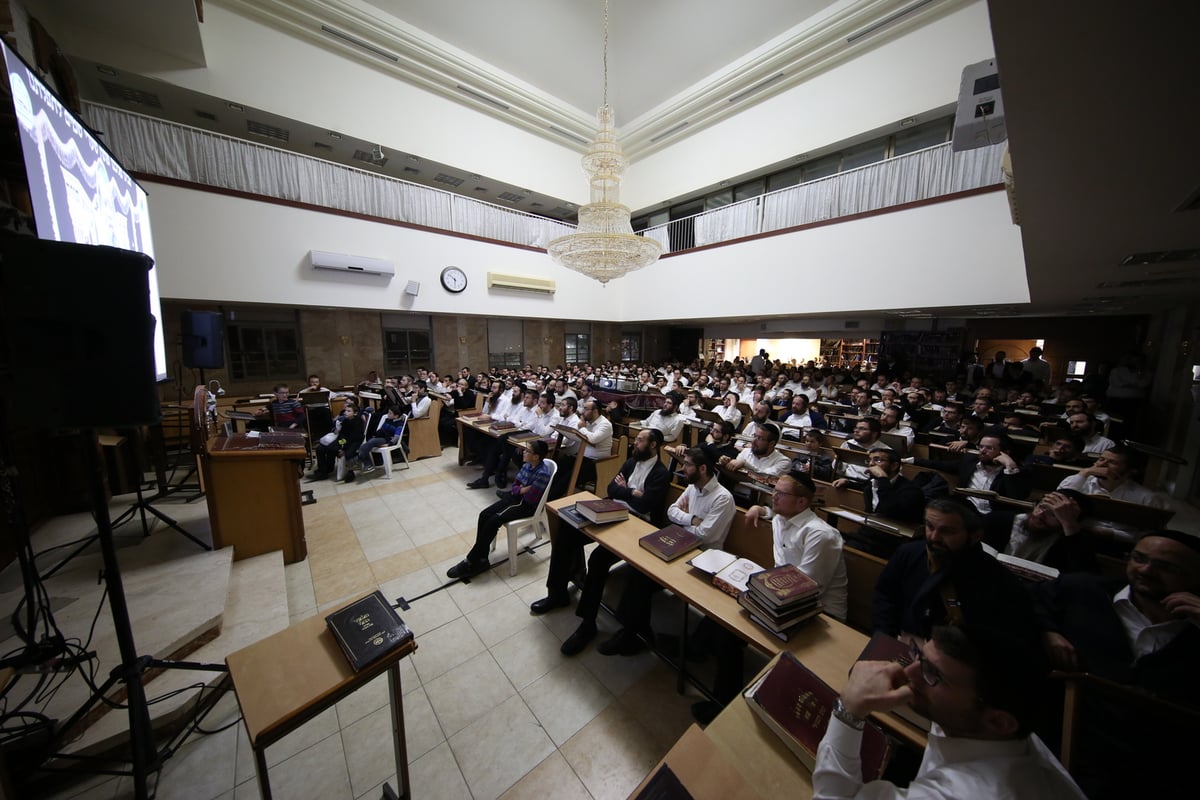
[575,498,630,524]
[736,564,822,641]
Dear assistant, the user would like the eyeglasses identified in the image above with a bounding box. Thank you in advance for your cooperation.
[1129,549,1184,575]
[907,641,947,687]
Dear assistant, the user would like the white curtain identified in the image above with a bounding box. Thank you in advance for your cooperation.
[83,103,575,249]
[694,199,761,246]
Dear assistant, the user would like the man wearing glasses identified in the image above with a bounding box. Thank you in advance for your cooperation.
[1030,530,1200,798]
[815,624,1085,798]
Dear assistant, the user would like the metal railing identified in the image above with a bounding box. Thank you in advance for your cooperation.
[642,141,1006,253]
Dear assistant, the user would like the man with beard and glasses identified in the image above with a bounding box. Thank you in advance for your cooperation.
[815,624,1084,799]
[872,498,1040,643]
[537,429,671,654]
[1032,531,1200,799]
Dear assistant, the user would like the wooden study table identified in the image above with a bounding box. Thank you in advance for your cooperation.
[548,493,926,749]
[226,601,418,800]
[202,433,307,563]
[454,415,529,465]
[631,723,764,799]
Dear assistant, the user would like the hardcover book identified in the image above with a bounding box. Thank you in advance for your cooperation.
[557,504,591,528]
[744,652,894,781]
[747,564,820,610]
[712,557,767,597]
[639,524,702,562]
[576,498,630,524]
[490,420,517,431]
[737,591,821,637]
[325,591,415,671]
[855,633,933,732]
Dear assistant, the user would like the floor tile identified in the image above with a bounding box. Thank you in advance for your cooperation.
[232,729,353,800]
[409,616,485,683]
[560,703,662,800]
[406,741,472,799]
[424,653,516,737]
[465,591,541,648]
[522,660,615,745]
[448,694,556,800]
[489,621,566,691]
[498,750,592,800]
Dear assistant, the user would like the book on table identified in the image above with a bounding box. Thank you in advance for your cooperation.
[736,591,822,640]
[687,548,760,593]
[557,504,591,529]
[576,498,631,524]
[325,590,415,671]
[489,420,517,431]
[747,564,821,612]
[639,524,703,562]
[744,652,895,781]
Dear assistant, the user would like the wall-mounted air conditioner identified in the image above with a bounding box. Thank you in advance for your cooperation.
[487,272,556,294]
[309,250,395,278]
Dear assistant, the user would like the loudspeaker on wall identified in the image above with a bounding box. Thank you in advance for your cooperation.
[404,280,420,296]
[181,311,225,369]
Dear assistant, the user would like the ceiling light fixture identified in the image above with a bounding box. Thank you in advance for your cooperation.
[548,0,661,285]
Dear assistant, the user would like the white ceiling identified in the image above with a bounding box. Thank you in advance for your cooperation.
[33,0,1200,318]
[364,0,836,121]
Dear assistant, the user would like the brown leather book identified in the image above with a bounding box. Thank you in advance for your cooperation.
[577,498,630,524]
[747,564,820,611]
[638,524,702,562]
[737,591,821,639]
[744,652,894,781]
[489,420,517,431]
[325,590,415,672]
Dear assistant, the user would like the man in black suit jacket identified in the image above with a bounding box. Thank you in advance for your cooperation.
[1033,530,1200,799]
[530,429,671,648]
[833,447,926,557]
[911,432,1030,512]
[872,497,1040,645]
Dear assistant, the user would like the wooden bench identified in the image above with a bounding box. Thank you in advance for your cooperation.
[406,398,443,460]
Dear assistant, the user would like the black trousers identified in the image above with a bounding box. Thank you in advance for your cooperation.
[546,523,622,621]
[467,496,536,562]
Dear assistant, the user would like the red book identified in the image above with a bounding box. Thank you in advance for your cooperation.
[744,652,894,781]
[489,420,517,431]
[747,564,820,610]
[638,525,702,562]
[576,498,630,524]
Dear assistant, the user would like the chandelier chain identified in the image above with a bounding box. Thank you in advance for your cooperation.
[602,0,609,107]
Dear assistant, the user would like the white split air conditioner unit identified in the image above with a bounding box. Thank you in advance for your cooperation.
[487,272,556,294]
[951,58,1006,152]
[309,250,395,278]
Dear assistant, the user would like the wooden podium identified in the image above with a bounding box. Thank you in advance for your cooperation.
[202,434,308,563]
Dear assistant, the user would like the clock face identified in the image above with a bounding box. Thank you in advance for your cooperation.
[441,266,467,293]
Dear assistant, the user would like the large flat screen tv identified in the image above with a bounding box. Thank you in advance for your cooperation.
[2,38,168,382]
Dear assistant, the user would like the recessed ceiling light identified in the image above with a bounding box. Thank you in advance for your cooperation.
[899,117,916,127]
[328,131,342,139]
[228,102,244,112]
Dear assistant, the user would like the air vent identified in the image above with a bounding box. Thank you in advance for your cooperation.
[352,149,388,166]
[313,141,333,151]
[531,202,543,208]
[844,320,861,329]
[727,72,785,105]
[194,109,217,121]
[434,173,464,187]
[548,126,588,145]
[403,166,420,175]
[650,121,690,144]
[455,84,510,111]
[99,80,161,108]
[247,120,289,142]
[497,191,525,203]
[474,186,487,192]
[550,207,575,217]
[320,25,399,62]
[1119,249,1200,266]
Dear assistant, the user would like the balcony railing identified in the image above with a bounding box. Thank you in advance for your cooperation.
[86,103,1003,256]
[83,103,575,250]
[641,141,1006,253]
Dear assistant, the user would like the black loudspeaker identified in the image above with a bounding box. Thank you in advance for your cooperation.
[0,235,160,428]
[181,310,224,369]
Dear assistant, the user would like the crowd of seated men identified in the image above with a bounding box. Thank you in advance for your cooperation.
[435,349,1191,799]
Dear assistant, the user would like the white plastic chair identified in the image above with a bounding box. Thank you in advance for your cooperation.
[370,414,410,478]
[492,458,557,576]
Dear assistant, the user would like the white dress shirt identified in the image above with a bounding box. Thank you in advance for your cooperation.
[578,414,614,459]
[666,477,735,548]
[643,409,685,442]
[814,719,1085,799]
[1112,585,1195,659]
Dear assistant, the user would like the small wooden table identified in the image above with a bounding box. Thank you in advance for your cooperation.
[226,602,418,800]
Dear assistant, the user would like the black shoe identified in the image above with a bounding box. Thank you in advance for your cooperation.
[446,558,489,580]
[495,474,509,488]
[597,628,646,657]
[560,621,597,656]
[530,594,570,615]
[305,471,329,482]
[466,477,491,489]
[343,471,356,483]
[691,701,723,726]
[496,488,510,499]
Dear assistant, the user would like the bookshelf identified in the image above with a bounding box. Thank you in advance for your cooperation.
[878,329,964,377]
[819,338,879,368]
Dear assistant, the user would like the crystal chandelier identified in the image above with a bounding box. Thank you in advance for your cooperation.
[548,0,661,285]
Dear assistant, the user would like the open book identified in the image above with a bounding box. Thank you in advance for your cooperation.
[688,549,766,596]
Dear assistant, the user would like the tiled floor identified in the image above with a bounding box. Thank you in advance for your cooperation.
[35,447,705,800]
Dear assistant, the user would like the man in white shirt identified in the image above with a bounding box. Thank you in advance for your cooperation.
[598,447,735,656]
[736,401,774,450]
[544,396,580,454]
[566,398,613,490]
[815,624,1085,799]
[1056,445,1166,541]
[1020,346,1052,386]
[720,422,791,482]
[640,392,685,443]
[1067,412,1116,455]
[715,391,743,429]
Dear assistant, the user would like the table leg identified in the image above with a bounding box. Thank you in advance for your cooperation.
[385,662,411,799]
[254,745,272,800]
[677,602,689,695]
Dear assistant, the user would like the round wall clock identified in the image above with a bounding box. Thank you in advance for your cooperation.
[440,266,467,293]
